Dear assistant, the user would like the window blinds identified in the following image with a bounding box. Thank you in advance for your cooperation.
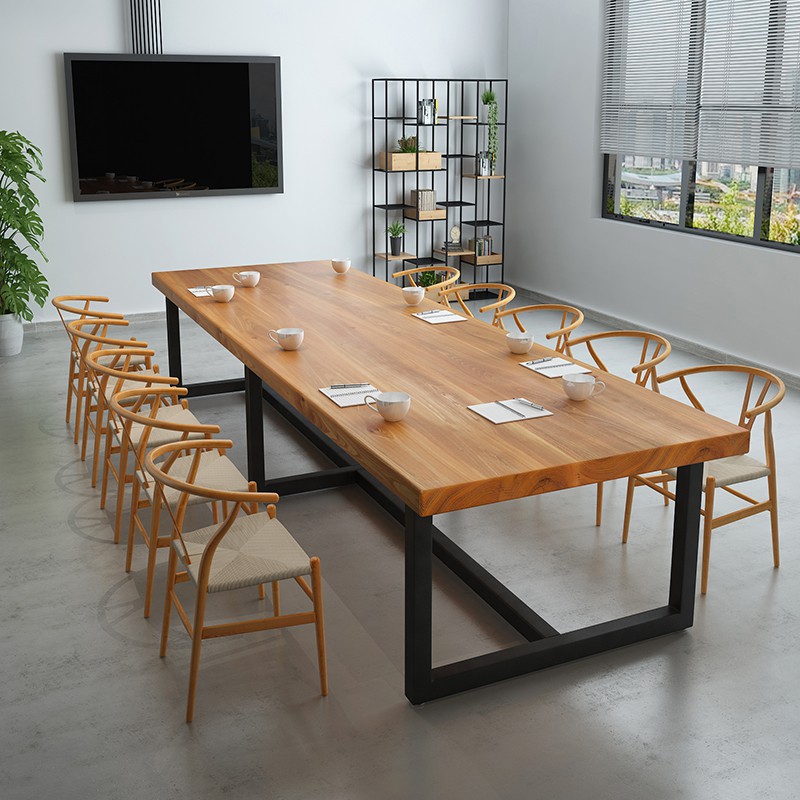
[601,0,800,169]
[600,0,700,160]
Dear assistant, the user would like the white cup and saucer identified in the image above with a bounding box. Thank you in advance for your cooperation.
[562,373,606,401]
[269,328,304,350]
[232,270,261,287]
[506,331,534,354]
[364,391,411,422]
[207,284,235,303]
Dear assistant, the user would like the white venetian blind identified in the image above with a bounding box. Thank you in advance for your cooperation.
[699,0,800,168]
[600,0,701,160]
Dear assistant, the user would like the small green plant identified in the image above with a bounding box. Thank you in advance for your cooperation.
[396,136,419,153]
[416,270,438,288]
[0,131,48,320]
[481,89,498,175]
[387,221,407,238]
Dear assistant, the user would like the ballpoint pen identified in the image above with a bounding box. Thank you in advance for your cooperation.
[524,357,553,365]
[495,400,526,418]
[514,397,545,411]
[329,383,370,389]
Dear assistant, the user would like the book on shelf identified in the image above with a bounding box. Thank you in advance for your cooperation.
[410,189,436,211]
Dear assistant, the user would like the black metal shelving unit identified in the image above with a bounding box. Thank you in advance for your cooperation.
[371,78,508,295]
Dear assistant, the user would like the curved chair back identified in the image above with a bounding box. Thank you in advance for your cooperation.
[494,303,585,352]
[566,330,671,390]
[392,266,460,294]
[437,283,516,327]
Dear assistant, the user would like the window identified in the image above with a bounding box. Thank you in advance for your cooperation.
[601,0,800,251]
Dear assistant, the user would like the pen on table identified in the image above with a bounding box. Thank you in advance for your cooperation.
[495,400,526,418]
[329,383,370,389]
[527,357,553,365]
[418,309,445,316]
[514,397,545,411]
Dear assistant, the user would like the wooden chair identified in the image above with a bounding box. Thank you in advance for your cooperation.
[494,303,585,352]
[622,365,785,594]
[146,439,328,722]
[565,330,672,526]
[53,297,126,443]
[437,282,516,327]
[109,386,248,618]
[84,348,177,532]
[391,266,460,295]
[67,319,153,476]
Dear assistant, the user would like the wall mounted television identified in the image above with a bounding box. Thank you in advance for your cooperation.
[64,53,283,201]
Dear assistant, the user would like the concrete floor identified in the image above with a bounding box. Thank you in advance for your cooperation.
[1,306,799,800]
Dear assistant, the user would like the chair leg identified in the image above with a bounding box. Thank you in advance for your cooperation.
[622,476,637,543]
[595,482,604,527]
[700,478,715,595]
[66,357,75,425]
[186,588,208,723]
[81,393,93,461]
[91,401,105,487]
[74,364,85,444]
[272,581,280,615]
[767,471,780,568]
[662,476,670,505]
[160,545,178,657]
[310,557,328,697]
[100,426,114,510]
[125,479,141,570]
[258,583,266,600]
[143,495,161,619]
[113,440,129,542]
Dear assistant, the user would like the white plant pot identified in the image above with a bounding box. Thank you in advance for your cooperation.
[0,312,24,357]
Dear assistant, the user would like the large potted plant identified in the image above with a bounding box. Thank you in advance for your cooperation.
[0,130,48,356]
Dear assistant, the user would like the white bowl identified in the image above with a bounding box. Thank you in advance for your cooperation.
[331,258,351,274]
[506,332,534,354]
[402,286,426,306]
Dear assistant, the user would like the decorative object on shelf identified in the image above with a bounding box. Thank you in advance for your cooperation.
[476,151,491,177]
[442,225,463,251]
[379,135,442,171]
[0,130,49,357]
[417,99,436,125]
[387,221,407,256]
[481,89,498,175]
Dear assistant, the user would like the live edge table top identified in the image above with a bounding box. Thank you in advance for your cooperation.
[152,261,749,517]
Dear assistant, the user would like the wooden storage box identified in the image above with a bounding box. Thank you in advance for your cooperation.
[379,151,442,171]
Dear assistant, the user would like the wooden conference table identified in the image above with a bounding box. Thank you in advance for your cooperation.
[153,261,748,704]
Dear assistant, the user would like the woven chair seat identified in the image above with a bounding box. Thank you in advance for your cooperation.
[111,403,206,450]
[665,454,770,489]
[176,511,312,593]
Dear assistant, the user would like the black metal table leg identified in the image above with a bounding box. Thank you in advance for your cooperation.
[165,298,182,384]
[244,366,266,490]
[405,508,433,704]
[668,462,704,618]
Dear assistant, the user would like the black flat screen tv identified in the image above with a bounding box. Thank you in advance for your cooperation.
[64,53,283,201]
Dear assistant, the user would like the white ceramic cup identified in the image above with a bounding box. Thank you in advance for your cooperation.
[562,373,606,401]
[232,270,260,287]
[331,258,351,274]
[208,284,235,303]
[506,331,534,354]
[268,327,304,350]
[402,286,426,306]
[364,391,411,422]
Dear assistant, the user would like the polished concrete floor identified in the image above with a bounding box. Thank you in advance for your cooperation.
[1,307,799,800]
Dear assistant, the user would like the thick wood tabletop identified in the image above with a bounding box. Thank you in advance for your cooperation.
[153,262,749,516]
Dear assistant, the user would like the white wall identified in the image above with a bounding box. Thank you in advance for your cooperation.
[1,0,508,323]
[506,0,799,378]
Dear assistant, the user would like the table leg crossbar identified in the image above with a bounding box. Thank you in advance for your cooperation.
[166,298,704,705]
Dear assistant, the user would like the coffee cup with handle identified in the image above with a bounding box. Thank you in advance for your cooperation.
[268,327,304,350]
[232,270,260,287]
[364,391,411,422]
[207,284,235,303]
[562,373,606,401]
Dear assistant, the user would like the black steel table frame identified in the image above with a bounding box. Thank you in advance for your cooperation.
[165,298,704,705]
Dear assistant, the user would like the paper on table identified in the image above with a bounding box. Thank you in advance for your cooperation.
[519,357,591,378]
[319,384,380,408]
[413,309,469,325]
[188,286,212,297]
[468,398,553,424]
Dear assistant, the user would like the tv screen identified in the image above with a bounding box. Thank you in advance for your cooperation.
[64,53,283,201]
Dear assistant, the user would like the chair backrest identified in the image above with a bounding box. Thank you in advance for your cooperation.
[109,386,220,475]
[656,364,785,468]
[494,303,585,352]
[52,295,124,326]
[437,283,516,327]
[392,266,460,294]
[86,347,176,404]
[145,439,279,568]
[565,329,672,391]
[66,316,148,363]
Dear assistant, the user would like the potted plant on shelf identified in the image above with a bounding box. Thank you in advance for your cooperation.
[0,130,48,356]
[387,221,407,256]
[481,89,498,175]
[379,135,442,172]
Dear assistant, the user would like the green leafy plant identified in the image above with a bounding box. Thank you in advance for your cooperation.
[396,136,419,153]
[387,221,407,238]
[0,131,48,320]
[416,270,438,288]
[481,89,498,175]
